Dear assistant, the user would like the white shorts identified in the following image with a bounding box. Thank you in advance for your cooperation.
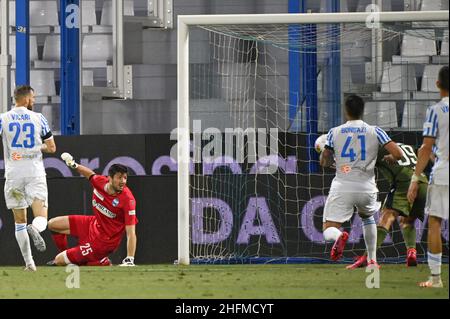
[425,184,449,220]
[323,192,381,223]
[4,177,48,210]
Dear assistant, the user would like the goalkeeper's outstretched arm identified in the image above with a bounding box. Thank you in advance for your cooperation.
[76,164,96,180]
[61,152,96,179]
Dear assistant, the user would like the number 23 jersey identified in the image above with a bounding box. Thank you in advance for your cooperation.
[0,106,52,179]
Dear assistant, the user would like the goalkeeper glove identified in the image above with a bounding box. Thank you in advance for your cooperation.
[119,256,135,267]
[61,152,78,169]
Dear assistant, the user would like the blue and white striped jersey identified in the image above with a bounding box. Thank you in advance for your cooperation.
[423,97,449,185]
[325,119,391,193]
[0,106,53,179]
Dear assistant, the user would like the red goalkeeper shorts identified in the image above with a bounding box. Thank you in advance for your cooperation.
[65,215,116,265]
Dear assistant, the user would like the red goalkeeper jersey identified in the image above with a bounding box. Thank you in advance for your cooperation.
[89,175,138,247]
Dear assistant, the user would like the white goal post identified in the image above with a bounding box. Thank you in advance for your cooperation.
[177,10,449,266]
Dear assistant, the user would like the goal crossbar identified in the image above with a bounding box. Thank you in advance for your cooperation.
[178,11,449,26]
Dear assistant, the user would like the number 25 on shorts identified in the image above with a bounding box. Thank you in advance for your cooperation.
[80,243,93,256]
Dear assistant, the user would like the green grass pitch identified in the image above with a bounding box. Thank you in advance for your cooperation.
[0,264,447,299]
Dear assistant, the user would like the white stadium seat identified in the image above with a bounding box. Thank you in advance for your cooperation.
[81,0,97,26]
[441,30,449,56]
[9,35,39,63]
[320,0,348,12]
[356,0,391,12]
[42,35,60,61]
[41,105,54,130]
[420,0,448,11]
[30,70,56,97]
[421,65,442,92]
[341,66,352,92]
[82,35,113,62]
[342,29,371,61]
[0,0,15,26]
[364,102,398,128]
[402,101,428,129]
[381,64,417,93]
[100,0,135,26]
[401,30,437,57]
[10,70,15,96]
[83,70,94,87]
[30,1,59,26]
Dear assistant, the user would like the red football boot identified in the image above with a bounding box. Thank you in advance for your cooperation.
[346,254,368,269]
[367,259,381,269]
[406,248,417,267]
[330,231,349,261]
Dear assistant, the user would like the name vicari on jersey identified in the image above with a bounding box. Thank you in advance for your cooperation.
[11,114,31,121]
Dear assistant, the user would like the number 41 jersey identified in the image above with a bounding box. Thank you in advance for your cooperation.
[0,106,52,179]
[325,119,391,193]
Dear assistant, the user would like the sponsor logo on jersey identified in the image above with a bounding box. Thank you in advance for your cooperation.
[11,153,39,161]
[92,199,116,218]
[112,198,119,207]
[11,153,23,161]
[128,210,136,216]
[340,165,352,174]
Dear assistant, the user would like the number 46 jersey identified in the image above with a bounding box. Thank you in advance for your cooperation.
[325,119,392,194]
[0,106,52,179]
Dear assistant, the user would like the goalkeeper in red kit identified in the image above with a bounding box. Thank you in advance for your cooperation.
[47,153,138,267]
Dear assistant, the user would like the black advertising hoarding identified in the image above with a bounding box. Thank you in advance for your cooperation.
[0,133,447,265]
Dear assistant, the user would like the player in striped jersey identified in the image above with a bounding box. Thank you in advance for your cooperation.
[408,66,449,288]
[0,85,56,271]
[320,95,403,267]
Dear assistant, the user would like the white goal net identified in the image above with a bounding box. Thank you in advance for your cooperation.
[177,11,449,265]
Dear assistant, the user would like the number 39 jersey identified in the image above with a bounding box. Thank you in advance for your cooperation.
[0,106,52,179]
[376,143,428,185]
[325,119,391,193]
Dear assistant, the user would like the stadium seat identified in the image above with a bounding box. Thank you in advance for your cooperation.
[320,0,348,12]
[82,35,113,62]
[402,101,428,129]
[421,65,442,92]
[81,0,97,26]
[41,105,54,130]
[100,0,135,26]
[364,102,398,128]
[401,30,437,57]
[341,66,352,92]
[342,29,371,61]
[30,1,59,26]
[42,35,60,61]
[10,70,15,96]
[83,70,94,87]
[9,35,39,64]
[356,0,391,12]
[30,70,56,97]
[0,0,15,26]
[441,30,449,56]
[380,64,417,93]
[420,0,448,11]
